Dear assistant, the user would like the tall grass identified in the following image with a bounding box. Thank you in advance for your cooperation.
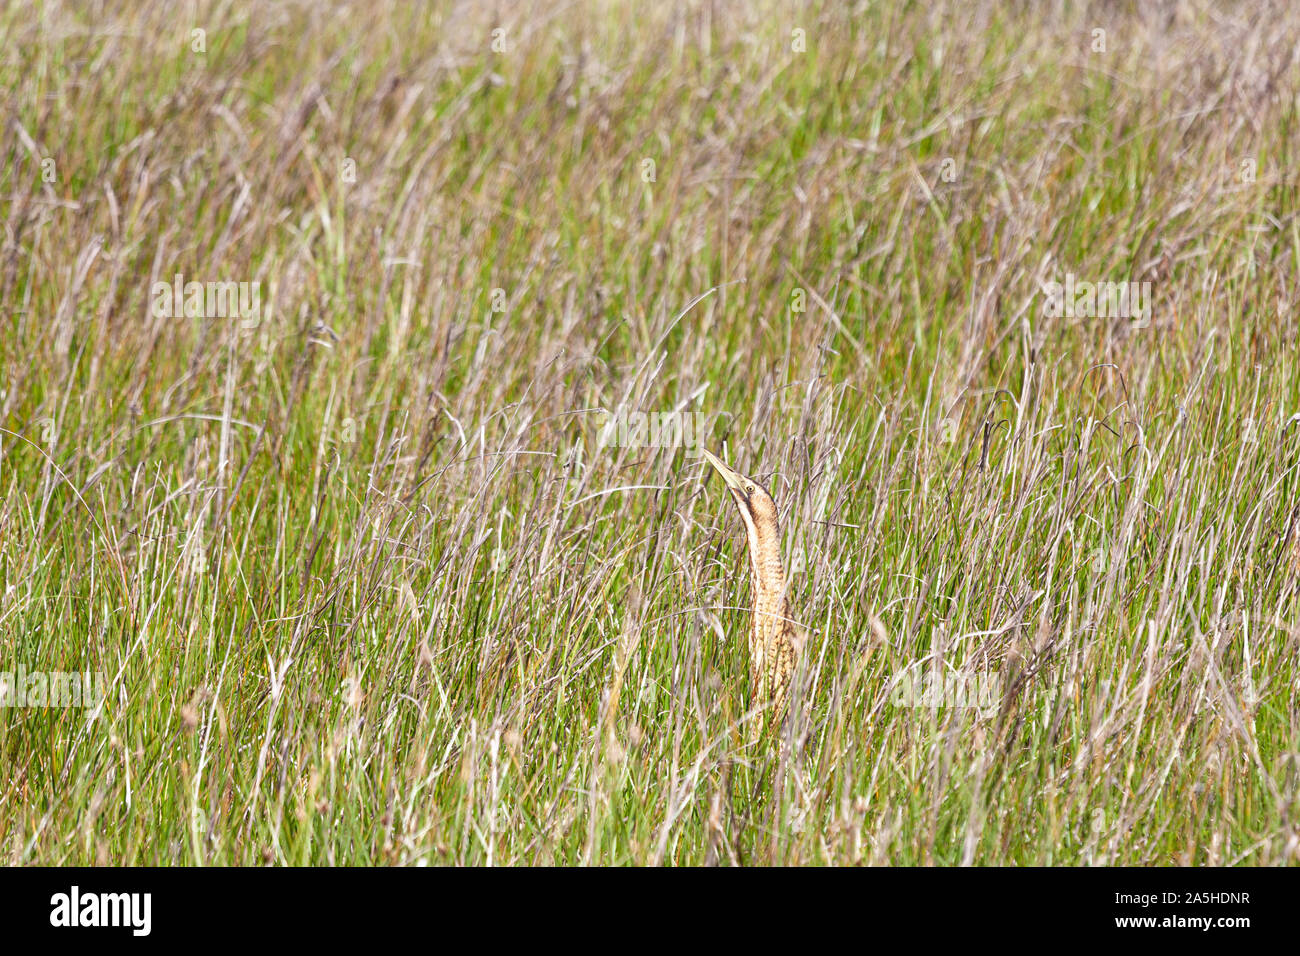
[1,0,1298,864]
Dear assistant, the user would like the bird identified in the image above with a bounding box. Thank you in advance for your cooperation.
[701,448,805,726]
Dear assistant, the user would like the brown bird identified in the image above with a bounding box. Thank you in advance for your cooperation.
[701,448,805,724]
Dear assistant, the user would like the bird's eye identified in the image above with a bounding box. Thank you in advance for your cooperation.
[746,484,755,495]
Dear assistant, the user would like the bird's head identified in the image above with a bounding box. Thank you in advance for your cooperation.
[701,448,780,540]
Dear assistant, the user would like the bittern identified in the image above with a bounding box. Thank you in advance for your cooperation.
[701,448,805,723]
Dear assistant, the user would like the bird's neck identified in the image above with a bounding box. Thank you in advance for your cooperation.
[745,526,788,627]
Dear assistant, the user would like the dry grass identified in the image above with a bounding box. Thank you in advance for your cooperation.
[1,0,1298,864]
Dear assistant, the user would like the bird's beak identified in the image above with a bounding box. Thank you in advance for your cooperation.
[701,448,748,497]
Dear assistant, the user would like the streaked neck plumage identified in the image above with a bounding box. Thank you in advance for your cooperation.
[741,509,788,642]
[701,448,801,720]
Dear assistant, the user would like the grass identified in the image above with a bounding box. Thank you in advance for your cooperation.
[1,0,1298,865]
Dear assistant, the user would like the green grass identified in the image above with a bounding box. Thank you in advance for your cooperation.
[1,0,1298,865]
